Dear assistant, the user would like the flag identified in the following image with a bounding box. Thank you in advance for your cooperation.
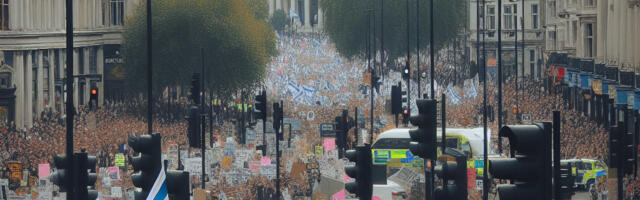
[147,165,168,200]
[290,8,300,19]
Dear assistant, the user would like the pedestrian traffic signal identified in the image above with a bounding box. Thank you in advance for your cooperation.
[622,121,636,175]
[129,133,163,200]
[76,151,98,200]
[489,123,552,200]
[190,73,201,104]
[391,84,402,115]
[435,148,468,200]
[186,105,201,148]
[50,154,70,192]
[166,170,190,199]
[345,144,373,200]
[254,90,267,121]
[403,59,410,79]
[408,100,437,160]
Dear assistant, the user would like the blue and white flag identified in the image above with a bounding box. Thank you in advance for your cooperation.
[147,165,168,200]
[290,8,300,19]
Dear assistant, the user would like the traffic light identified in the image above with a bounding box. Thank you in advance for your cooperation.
[391,84,402,115]
[50,154,70,192]
[166,170,190,199]
[190,73,201,104]
[272,102,283,136]
[401,90,409,125]
[488,123,552,200]
[609,125,621,169]
[90,86,98,110]
[557,162,575,199]
[76,151,98,200]
[622,120,636,175]
[408,100,437,160]
[434,148,468,200]
[403,59,410,79]
[129,133,163,200]
[345,144,373,200]
[254,90,267,121]
[186,105,201,148]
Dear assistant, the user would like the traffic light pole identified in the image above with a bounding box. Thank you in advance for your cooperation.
[553,111,561,199]
[200,48,206,189]
[355,107,359,145]
[64,0,75,198]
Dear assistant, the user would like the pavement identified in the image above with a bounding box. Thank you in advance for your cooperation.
[572,191,592,200]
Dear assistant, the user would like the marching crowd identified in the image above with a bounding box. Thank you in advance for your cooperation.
[0,32,634,199]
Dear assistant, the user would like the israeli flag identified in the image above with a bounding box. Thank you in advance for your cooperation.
[290,8,300,19]
[147,165,168,200]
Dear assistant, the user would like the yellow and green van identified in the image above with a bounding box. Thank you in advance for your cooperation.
[562,158,607,190]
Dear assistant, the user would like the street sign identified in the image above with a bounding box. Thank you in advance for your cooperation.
[522,113,532,123]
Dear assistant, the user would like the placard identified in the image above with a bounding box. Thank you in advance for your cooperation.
[114,153,125,167]
[323,138,335,151]
[111,187,122,198]
[38,164,50,179]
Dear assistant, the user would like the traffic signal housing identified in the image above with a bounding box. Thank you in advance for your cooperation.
[488,123,552,200]
[50,154,70,192]
[401,90,409,124]
[76,151,98,200]
[345,144,373,200]
[391,84,402,115]
[435,148,468,200]
[190,73,201,104]
[254,90,267,121]
[129,133,163,200]
[186,105,201,148]
[609,125,621,169]
[557,162,575,199]
[166,170,190,199]
[409,100,437,160]
[90,86,98,110]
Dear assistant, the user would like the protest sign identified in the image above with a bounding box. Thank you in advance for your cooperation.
[221,156,232,168]
[114,153,125,167]
[107,167,120,180]
[38,164,50,179]
[323,138,335,151]
[111,187,122,198]
[261,156,271,165]
[185,157,203,176]
[315,145,323,158]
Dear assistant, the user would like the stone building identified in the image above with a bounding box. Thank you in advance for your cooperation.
[267,0,324,31]
[0,0,140,128]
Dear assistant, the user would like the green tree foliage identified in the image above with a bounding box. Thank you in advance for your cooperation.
[270,10,289,33]
[122,0,277,97]
[321,0,466,59]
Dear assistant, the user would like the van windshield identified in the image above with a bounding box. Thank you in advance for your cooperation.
[372,138,411,149]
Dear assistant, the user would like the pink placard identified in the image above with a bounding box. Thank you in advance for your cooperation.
[343,173,351,182]
[261,157,271,165]
[332,189,345,200]
[38,164,50,179]
[249,161,262,171]
[108,166,120,180]
[323,138,335,151]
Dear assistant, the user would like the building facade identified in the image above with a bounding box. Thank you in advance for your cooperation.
[0,0,140,128]
[468,0,547,80]
[544,0,640,70]
[267,0,323,31]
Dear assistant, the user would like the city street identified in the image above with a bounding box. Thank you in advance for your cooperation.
[0,0,639,199]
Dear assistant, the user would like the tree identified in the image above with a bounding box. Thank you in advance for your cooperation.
[122,0,277,97]
[270,10,288,33]
[320,0,466,59]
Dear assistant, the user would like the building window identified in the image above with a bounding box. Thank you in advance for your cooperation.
[78,48,84,75]
[43,51,50,106]
[110,0,124,26]
[32,51,38,115]
[531,4,539,29]
[584,0,594,7]
[550,1,556,18]
[504,5,513,30]
[585,23,594,58]
[572,21,577,46]
[488,6,495,30]
[0,0,8,31]
[529,49,535,77]
[3,50,13,67]
[54,50,60,80]
[89,47,97,74]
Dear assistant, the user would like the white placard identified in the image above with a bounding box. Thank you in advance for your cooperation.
[111,187,122,198]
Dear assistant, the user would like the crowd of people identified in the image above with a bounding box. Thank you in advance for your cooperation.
[0,31,635,199]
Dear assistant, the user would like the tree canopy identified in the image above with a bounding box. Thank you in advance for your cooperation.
[122,0,277,97]
[320,0,466,59]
